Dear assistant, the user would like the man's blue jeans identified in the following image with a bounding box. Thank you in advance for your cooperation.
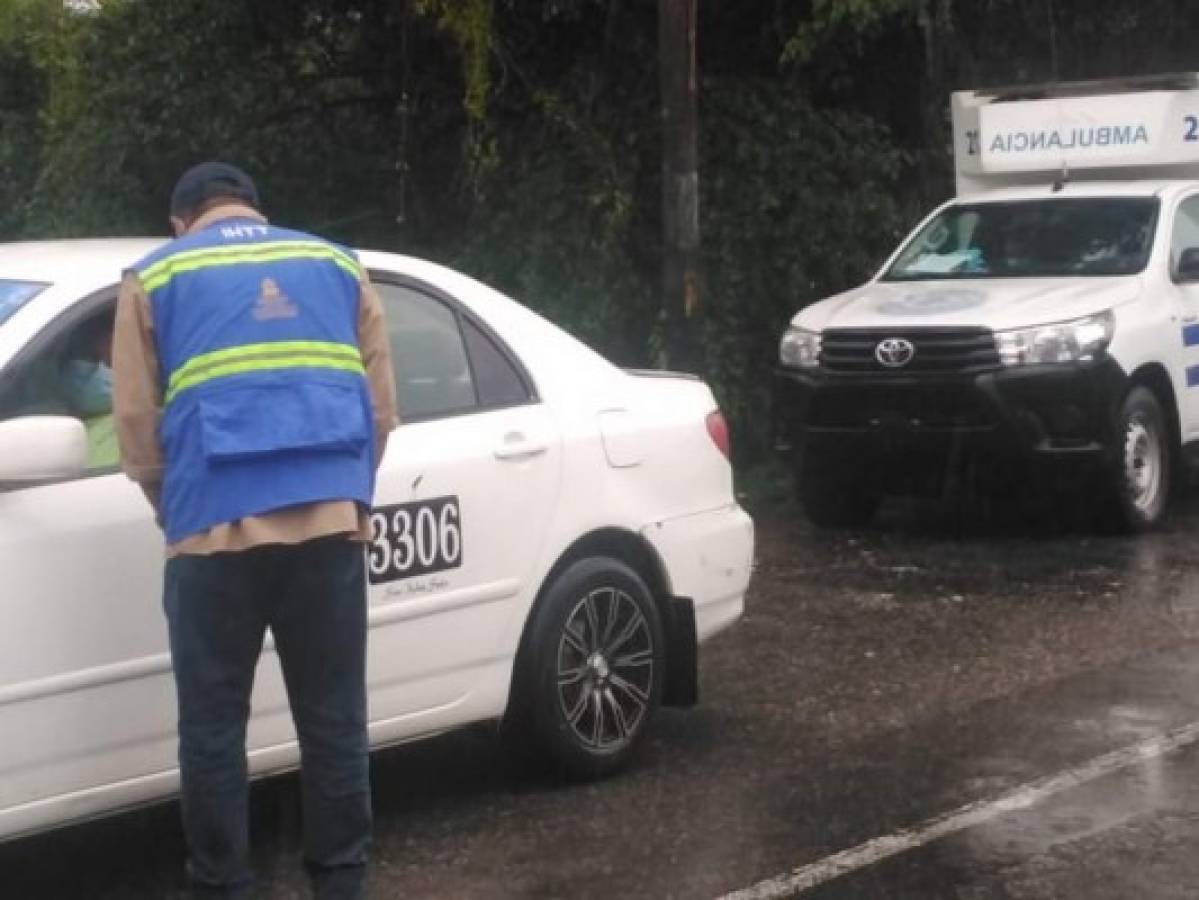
[164,536,372,898]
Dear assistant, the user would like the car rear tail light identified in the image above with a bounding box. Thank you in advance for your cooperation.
[706,410,731,460]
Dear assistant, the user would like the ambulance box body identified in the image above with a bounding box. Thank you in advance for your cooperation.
[775,74,1199,529]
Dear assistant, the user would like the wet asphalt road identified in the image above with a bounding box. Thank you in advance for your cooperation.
[8,493,1199,899]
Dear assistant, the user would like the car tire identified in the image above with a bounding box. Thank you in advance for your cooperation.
[797,452,881,528]
[510,557,664,780]
[1107,386,1171,532]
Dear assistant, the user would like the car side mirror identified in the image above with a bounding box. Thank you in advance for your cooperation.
[0,415,88,485]
[1178,247,1199,282]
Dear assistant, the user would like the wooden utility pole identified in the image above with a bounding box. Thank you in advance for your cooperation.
[658,0,700,371]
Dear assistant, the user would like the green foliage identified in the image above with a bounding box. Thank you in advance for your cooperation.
[417,0,492,122]
[9,0,431,241]
[0,0,47,234]
[416,0,496,182]
[735,456,796,513]
[5,0,1199,468]
[23,0,280,234]
[450,76,656,361]
[784,0,920,64]
[700,78,909,460]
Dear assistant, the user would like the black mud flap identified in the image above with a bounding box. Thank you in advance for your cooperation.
[662,596,698,707]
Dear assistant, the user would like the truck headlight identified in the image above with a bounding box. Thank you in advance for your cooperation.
[780,326,821,368]
[994,311,1114,366]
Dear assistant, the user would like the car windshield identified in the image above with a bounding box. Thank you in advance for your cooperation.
[883,197,1160,280]
[0,280,47,327]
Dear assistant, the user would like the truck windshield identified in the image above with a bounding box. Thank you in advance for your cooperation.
[0,280,47,327]
[883,197,1159,280]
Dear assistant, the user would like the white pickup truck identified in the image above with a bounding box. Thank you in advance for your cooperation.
[776,74,1199,530]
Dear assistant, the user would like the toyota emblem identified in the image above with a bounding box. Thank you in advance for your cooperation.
[875,337,916,368]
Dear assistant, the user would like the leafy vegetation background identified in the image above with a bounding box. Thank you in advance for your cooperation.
[4,0,1199,463]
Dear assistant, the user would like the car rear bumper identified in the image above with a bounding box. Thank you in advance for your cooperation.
[640,503,753,643]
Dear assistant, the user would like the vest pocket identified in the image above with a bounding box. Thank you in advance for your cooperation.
[198,380,369,463]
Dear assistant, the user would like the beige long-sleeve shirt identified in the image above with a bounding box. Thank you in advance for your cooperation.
[112,204,399,556]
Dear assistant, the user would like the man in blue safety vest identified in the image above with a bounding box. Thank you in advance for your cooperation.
[112,162,399,899]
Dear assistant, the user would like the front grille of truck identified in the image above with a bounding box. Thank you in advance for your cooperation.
[819,328,1000,375]
[806,383,994,430]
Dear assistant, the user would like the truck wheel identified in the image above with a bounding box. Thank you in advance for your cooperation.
[1108,386,1171,532]
[797,453,881,527]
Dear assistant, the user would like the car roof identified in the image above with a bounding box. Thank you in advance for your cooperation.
[0,239,163,287]
[0,238,624,397]
[0,239,478,292]
[0,238,504,304]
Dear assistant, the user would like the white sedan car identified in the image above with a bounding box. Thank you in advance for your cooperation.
[0,240,753,842]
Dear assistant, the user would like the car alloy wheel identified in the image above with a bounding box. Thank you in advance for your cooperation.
[512,556,664,779]
[556,586,654,752]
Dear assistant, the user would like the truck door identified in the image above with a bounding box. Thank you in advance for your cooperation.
[1167,193,1199,440]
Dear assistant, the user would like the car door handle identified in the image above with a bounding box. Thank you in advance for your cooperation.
[494,433,548,460]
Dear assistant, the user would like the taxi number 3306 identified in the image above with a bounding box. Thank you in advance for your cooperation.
[368,496,462,584]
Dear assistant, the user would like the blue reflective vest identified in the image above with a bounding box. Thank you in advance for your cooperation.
[132,218,376,544]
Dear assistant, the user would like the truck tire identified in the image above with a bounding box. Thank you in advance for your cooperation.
[1107,386,1171,532]
[797,453,881,527]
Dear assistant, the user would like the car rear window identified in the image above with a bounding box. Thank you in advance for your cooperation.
[0,280,48,327]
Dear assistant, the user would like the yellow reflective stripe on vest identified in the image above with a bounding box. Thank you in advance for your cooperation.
[164,340,364,404]
[167,339,362,392]
[141,241,359,293]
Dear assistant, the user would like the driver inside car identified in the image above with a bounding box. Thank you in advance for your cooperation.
[59,314,118,469]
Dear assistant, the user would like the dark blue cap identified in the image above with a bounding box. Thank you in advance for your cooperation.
[169,161,259,218]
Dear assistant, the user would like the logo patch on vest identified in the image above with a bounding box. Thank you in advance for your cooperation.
[252,278,298,321]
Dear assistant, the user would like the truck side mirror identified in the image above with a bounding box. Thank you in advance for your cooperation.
[1178,247,1199,282]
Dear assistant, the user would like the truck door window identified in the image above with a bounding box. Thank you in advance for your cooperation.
[1169,196,1199,276]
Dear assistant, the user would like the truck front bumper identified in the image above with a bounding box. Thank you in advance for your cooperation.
[774,357,1129,472]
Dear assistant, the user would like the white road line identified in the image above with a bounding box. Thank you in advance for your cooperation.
[718,720,1199,900]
